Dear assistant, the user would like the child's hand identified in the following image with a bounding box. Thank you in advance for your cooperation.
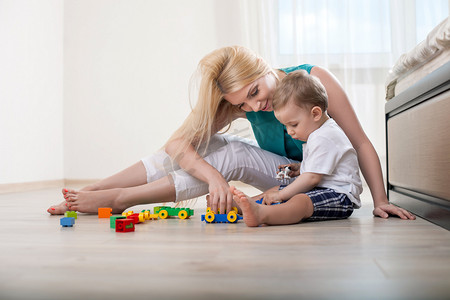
[262,190,283,205]
[277,163,300,177]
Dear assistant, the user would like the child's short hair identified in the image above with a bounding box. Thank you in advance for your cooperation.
[273,69,328,112]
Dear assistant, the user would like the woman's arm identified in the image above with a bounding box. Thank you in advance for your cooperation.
[311,66,414,220]
[165,110,244,214]
[165,137,232,210]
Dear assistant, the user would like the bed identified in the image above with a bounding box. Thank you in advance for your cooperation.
[385,17,450,229]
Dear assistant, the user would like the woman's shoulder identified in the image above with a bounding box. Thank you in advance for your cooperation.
[233,109,247,120]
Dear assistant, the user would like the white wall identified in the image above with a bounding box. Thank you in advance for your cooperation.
[0,0,249,185]
[0,0,64,184]
[63,0,222,179]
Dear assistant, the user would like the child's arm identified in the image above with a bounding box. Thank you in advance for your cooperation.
[262,172,323,205]
[277,163,301,177]
[279,172,323,200]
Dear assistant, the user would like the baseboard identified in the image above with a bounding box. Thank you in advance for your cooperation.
[64,179,98,187]
[0,180,65,194]
[0,179,99,194]
[389,189,450,230]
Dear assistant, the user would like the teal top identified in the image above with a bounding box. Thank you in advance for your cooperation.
[246,64,315,161]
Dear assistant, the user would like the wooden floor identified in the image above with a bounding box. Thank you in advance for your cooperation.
[0,183,449,300]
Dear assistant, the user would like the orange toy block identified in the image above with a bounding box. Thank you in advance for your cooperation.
[98,207,112,218]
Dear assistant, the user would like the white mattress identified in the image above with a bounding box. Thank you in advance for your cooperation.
[385,17,450,100]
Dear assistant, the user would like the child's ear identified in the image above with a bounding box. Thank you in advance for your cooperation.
[311,106,322,121]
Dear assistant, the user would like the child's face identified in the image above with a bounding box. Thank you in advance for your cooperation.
[274,100,320,142]
[224,73,277,112]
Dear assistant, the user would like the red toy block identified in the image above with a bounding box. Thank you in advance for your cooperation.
[98,207,112,218]
[126,213,141,224]
[115,219,135,232]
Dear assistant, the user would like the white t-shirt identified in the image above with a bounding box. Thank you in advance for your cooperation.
[300,118,363,208]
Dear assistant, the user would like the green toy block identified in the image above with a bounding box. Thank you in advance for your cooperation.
[153,206,194,219]
[65,211,77,219]
[110,216,126,229]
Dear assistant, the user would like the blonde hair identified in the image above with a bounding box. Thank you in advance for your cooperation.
[273,69,328,112]
[166,46,275,158]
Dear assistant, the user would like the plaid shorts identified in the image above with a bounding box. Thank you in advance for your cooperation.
[279,185,354,221]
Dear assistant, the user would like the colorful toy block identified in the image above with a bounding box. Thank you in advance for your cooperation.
[64,211,77,219]
[201,207,242,224]
[60,217,75,227]
[98,207,112,218]
[149,213,159,220]
[153,206,194,219]
[110,216,126,229]
[255,198,283,205]
[126,213,141,224]
[122,210,134,217]
[116,219,135,232]
[138,212,146,223]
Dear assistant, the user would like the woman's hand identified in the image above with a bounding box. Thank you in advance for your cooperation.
[262,190,283,205]
[207,173,233,214]
[373,203,416,220]
[277,163,300,177]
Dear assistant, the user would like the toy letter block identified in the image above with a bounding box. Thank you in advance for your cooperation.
[116,219,135,232]
[110,216,126,229]
[98,207,112,218]
[64,211,77,219]
[60,217,75,227]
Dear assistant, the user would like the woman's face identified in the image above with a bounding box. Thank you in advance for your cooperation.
[223,73,277,112]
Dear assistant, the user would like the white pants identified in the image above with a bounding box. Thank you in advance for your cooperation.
[141,134,298,202]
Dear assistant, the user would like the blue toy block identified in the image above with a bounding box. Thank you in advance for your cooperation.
[255,197,282,205]
[255,194,288,205]
[60,217,75,227]
[201,208,243,224]
[201,213,243,223]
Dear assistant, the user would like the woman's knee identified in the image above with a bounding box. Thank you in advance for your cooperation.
[204,141,253,171]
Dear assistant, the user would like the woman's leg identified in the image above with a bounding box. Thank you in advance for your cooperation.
[48,135,233,214]
[171,140,298,202]
[47,161,149,215]
[82,161,148,191]
[48,135,295,215]
[65,175,176,214]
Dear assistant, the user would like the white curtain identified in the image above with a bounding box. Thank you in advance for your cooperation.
[237,0,448,174]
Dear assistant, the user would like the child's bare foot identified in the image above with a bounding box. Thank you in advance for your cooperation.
[65,188,126,214]
[230,186,263,227]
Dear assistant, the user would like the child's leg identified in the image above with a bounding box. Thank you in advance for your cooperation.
[231,187,314,227]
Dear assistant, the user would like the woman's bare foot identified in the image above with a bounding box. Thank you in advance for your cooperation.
[47,184,102,215]
[47,188,71,215]
[230,186,264,227]
[65,188,127,214]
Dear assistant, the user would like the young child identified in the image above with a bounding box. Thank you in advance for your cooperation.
[232,70,363,226]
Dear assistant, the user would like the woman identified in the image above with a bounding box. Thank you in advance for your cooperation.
[48,46,414,220]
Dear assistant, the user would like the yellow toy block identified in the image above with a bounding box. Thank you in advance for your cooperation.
[149,213,159,220]
[122,211,134,217]
[138,213,146,223]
